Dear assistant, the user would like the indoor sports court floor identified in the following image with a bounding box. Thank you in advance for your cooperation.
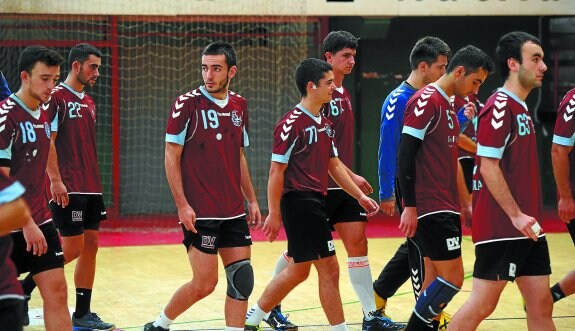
[24,213,574,331]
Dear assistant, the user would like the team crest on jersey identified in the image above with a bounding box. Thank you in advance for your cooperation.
[231,110,242,127]
[90,108,96,121]
[325,124,335,138]
[44,122,51,138]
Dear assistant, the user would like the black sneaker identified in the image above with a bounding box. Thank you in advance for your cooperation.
[263,305,298,331]
[22,294,31,326]
[143,322,169,331]
[72,311,115,331]
[363,310,406,331]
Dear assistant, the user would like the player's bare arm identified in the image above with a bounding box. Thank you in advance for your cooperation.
[0,198,30,236]
[165,142,197,233]
[341,163,373,195]
[240,148,261,229]
[328,157,379,216]
[457,134,477,154]
[480,156,539,240]
[46,131,69,207]
[263,161,287,242]
[0,166,47,252]
[551,143,575,222]
[457,162,472,228]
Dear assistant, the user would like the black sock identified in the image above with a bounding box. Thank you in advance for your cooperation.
[74,288,92,318]
[406,313,439,331]
[550,283,566,303]
[19,274,36,296]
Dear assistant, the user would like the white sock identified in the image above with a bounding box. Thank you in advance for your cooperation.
[348,256,377,318]
[272,251,290,278]
[245,303,267,326]
[153,310,174,329]
[225,327,244,331]
[331,321,348,331]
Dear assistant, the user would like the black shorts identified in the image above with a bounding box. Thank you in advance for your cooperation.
[326,189,368,228]
[281,191,336,263]
[415,212,462,261]
[474,237,551,281]
[0,298,24,331]
[458,157,474,194]
[181,216,252,254]
[50,194,107,237]
[10,222,64,276]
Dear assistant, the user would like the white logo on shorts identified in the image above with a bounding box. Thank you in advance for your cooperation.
[327,240,335,252]
[72,211,83,222]
[446,237,460,251]
[509,263,516,277]
[201,235,216,249]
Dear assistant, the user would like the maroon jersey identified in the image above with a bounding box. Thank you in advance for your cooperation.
[272,104,337,195]
[0,173,25,300]
[453,95,479,159]
[473,88,543,244]
[165,86,248,219]
[321,87,354,189]
[0,95,52,226]
[43,83,102,193]
[402,84,460,217]
[552,87,575,195]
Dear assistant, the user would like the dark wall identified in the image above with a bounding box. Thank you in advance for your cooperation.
[330,16,558,207]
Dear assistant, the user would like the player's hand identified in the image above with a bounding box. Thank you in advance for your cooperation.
[461,205,472,229]
[400,207,418,238]
[178,204,197,233]
[380,200,396,216]
[359,195,379,217]
[262,212,281,242]
[247,200,262,229]
[50,179,69,208]
[510,212,539,241]
[351,174,373,195]
[22,220,47,256]
[558,197,575,223]
[463,101,477,120]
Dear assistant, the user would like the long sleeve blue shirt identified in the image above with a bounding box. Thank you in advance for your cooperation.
[378,81,417,200]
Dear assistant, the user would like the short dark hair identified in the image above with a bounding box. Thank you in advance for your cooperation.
[295,58,333,97]
[68,43,102,68]
[18,45,64,74]
[409,36,451,70]
[322,31,359,57]
[202,41,237,68]
[447,45,494,76]
[496,31,542,80]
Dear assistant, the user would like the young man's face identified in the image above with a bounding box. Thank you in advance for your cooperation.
[23,62,60,104]
[454,67,488,98]
[424,54,449,84]
[312,70,336,104]
[326,47,356,77]
[76,54,101,88]
[201,54,236,95]
[517,41,547,90]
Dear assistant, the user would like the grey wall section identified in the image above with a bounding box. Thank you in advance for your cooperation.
[333,16,559,207]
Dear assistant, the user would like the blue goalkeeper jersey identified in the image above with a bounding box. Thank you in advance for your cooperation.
[0,72,11,101]
[378,81,417,200]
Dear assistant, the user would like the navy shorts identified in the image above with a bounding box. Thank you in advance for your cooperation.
[415,212,462,261]
[326,189,367,229]
[281,191,336,263]
[10,222,64,276]
[474,237,551,281]
[50,194,107,236]
[181,216,252,254]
